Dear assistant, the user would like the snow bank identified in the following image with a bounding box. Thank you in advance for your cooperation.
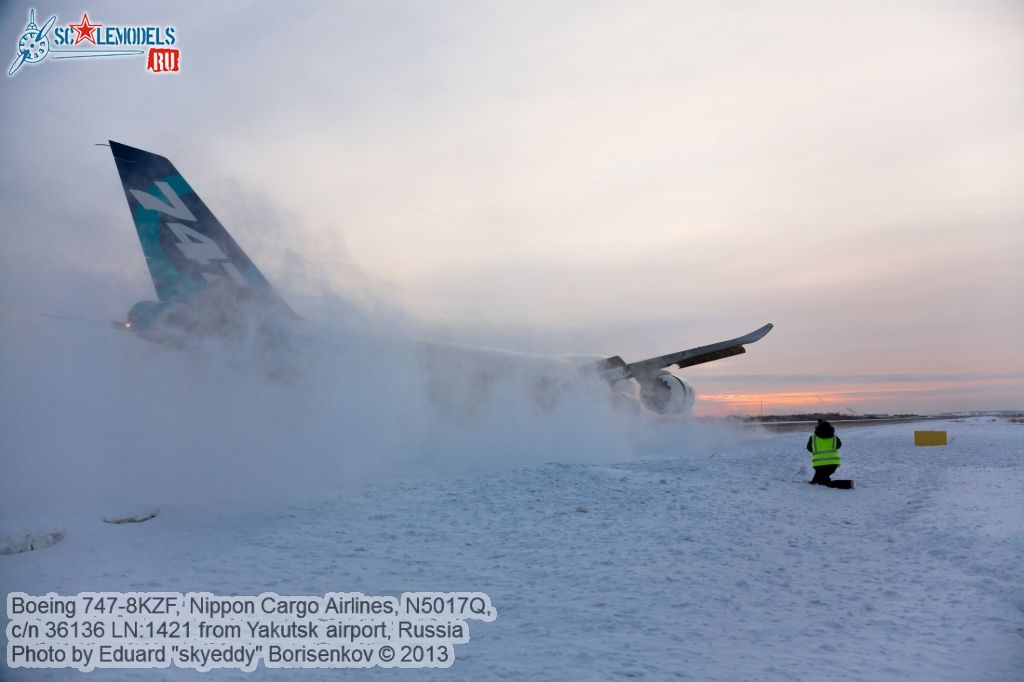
[0,525,63,555]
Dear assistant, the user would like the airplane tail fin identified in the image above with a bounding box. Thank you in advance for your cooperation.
[109,141,293,314]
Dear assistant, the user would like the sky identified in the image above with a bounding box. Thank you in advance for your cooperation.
[1,0,1022,416]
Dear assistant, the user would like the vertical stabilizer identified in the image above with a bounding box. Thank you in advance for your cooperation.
[109,141,292,314]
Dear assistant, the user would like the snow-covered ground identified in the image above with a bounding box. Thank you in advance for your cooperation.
[2,417,1022,681]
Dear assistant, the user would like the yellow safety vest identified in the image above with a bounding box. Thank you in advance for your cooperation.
[811,435,841,468]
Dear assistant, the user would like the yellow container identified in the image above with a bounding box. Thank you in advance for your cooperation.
[914,431,947,446]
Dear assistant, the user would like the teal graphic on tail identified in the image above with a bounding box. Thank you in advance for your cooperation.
[109,140,293,329]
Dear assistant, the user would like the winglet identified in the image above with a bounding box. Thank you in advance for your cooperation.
[732,323,773,346]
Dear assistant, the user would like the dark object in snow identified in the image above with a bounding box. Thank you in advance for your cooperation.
[0,529,63,555]
[103,509,160,524]
[806,478,854,489]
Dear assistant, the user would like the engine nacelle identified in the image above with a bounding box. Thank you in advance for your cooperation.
[125,300,166,332]
[638,371,695,415]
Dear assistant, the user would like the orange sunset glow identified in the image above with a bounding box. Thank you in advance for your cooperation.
[693,375,1024,417]
[697,392,843,416]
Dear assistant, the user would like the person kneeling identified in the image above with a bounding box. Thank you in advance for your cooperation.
[807,419,842,486]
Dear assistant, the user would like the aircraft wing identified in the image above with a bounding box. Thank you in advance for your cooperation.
[597,323,774,382]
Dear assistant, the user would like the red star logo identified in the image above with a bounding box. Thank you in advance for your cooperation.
[69,12,102,45]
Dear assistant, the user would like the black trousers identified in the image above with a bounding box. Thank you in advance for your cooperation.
[811,464,838,485]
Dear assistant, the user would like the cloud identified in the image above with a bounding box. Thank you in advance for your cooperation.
[2,0,1022,415]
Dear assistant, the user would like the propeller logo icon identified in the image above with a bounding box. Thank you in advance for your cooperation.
[9,9,57,76]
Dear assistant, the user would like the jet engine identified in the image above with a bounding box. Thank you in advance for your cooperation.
[124,300,166,332]
[638,371,695,415]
